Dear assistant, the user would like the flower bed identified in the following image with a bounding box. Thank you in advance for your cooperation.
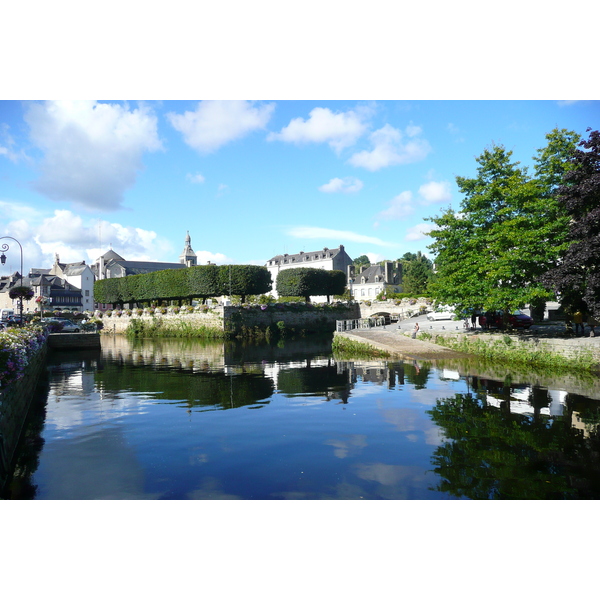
[0,326,48,390]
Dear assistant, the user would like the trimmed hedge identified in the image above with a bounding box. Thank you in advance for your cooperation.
[276,268,347,302]
[95,265,272,306]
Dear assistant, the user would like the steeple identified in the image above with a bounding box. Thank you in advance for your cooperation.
[179,231,197,267]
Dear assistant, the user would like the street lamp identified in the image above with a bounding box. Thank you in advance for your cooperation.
[1,236,25,325]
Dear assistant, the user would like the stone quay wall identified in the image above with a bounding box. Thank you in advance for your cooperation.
[0,343,48,492]
[430,331,600,368]
[98,303,361,335]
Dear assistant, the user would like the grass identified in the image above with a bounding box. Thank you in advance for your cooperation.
[432,333,599,373]
[126,319,225,339]
[331,335,391,359]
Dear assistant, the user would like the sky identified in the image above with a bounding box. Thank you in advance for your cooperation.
[1,99,598,277]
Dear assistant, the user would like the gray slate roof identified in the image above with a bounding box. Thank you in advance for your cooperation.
[111,261,186,275]
[268,246,344,265]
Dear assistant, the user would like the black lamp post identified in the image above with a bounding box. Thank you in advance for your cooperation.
[1,236,25,325]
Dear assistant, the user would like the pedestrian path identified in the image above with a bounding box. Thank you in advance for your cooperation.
[334,326,465,360]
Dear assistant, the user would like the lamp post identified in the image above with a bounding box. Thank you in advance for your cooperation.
[1,236,25,325]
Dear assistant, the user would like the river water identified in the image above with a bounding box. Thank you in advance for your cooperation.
[5,335,600,500]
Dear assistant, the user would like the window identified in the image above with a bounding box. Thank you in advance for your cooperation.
[85,290,89,296]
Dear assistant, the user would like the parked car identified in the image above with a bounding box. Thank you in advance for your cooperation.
[41,317,80,332]
[485,310,533,329]
[7,315,25,325]
[427,305,456,321]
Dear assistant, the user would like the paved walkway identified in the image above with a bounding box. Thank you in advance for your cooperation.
[336,315,599,361]
[335,327,464,360]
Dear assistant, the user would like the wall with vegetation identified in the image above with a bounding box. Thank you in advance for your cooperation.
[97,303,360,336]
[0,342,47,492]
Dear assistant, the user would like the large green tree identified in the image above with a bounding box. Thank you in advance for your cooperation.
[400,251,433,296]
[540,128,600,319]
[426,130,580,318]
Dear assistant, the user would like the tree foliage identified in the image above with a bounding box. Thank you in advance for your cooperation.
[399,251,433,296]
[540,128,600,318]
[426,129,581,315]
[353,255,370,268]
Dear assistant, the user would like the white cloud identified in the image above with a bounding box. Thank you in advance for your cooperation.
[348,123,431,171]
[167,100,274,154]
[195,250,232,265]
[376,191,415,222]
[24,101,162,211]
[318,176,363,193]
[0,199,42,221]
[287,226,397,247]
[366,252,386,263]
[1,206,231,275]
[0,124,21,162]
[32,210,172,264]
[405,223,436,241]
[186,172,205,184]
[267,107,369,153]
[418,180,452,205]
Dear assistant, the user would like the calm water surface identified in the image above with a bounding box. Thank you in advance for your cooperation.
[6,335,600,499]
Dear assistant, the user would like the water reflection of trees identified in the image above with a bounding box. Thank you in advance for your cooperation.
[428,387,600,499]
[95,362,275,411]
[278,362,350,402]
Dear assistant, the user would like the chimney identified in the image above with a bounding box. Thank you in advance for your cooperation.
[385,261,393,283]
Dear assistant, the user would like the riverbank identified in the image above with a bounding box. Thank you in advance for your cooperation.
[334,320,600,372]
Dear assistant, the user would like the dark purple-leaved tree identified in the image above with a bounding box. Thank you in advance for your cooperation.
[541,128,600,318]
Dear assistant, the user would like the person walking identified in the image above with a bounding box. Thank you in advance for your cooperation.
[587,314,597,337]
[574,310,584,335]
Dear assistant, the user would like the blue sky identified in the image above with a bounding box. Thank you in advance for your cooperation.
[1,99,597,276]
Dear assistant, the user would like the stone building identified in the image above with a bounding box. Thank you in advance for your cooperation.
[93,232,197,280]
[347,261,403,299]
[49,255,95,312]
[266,245,354,299]
[0,271,83,313]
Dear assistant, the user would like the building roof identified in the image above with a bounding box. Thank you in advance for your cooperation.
[98,249,126,262]
[109,260,187,276]
[353,263,401,285]
[56,261,90,276]
[267,245,348,265]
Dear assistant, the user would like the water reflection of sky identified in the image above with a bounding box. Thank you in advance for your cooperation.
[20,340,600,500]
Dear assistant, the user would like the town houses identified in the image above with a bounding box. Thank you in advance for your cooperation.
[1,233,406,314]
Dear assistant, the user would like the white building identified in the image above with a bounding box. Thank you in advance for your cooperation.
[347,262,403,299]
[265,245,354,300]
[49,255,96,312]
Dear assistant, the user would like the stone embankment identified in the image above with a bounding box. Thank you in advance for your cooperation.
[48,332,101,349]
[0,343,47,492]
[98,303,361,334]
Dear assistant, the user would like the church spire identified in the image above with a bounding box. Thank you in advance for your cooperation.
[180,231,197,267]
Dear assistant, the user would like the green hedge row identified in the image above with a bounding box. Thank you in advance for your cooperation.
[276,268,346,302]
[95,265,272,305]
